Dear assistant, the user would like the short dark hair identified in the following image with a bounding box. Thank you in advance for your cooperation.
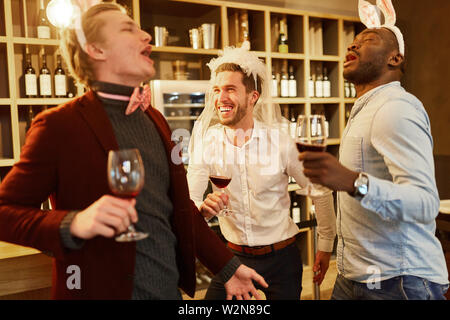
[381,28,406,74]
[215,63,262,94]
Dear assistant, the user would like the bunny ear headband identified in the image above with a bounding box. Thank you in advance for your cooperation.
[70,0,102,53]
[358,0,405,56]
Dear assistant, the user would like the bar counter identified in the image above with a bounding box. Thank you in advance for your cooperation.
[0,241,52,299]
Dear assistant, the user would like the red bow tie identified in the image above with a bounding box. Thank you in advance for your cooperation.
[96,84,151,115]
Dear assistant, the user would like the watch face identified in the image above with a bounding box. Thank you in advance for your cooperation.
[358,184,368,195]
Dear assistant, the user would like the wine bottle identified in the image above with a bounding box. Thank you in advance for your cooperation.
[24,53,37,97]
[54,54,67,97]
[344,80,350,98]
[323,67,331,98]
[239,10,250,48]
[308,74,315,98]
[314,67,323,98]
[39,54,52,98]
[288,65,297,97]
[278,33,289,53]
[289,111,296,139]
[350,82,356,98]
[280,68,289,97]
[25,106,34,132]
[271,72,278,97]
[37,0,50,39]
[292,201,301,224]
[278,17,288,53]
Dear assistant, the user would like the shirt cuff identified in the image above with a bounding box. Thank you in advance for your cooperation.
[59,211,85,250]
[217,256,242,283]
[359,174,385,213]
[317,238,335,253]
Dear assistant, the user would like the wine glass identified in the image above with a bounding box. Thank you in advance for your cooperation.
[107,148,149,242]
[209,165,235,217]
[296,114,328,197]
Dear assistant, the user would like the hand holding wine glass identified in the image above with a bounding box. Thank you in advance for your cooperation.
[296,114,329,197]
[208,165,235,217]
[107,148,149,242]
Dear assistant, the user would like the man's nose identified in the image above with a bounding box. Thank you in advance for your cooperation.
[142,29,151,43]
[218,90,229,102]
[347,42,359,52]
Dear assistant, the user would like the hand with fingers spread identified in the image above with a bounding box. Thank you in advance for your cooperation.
[298,151,359,193]
[70,195,138,239]
[199,191,229,219]
[224,265,269,300]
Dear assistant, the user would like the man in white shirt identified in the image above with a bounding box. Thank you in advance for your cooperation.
[187,43,336,299]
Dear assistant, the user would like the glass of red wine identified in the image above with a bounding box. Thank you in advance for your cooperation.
[296,114,328,197]
[209,166,235,217]
[107,148,149,242]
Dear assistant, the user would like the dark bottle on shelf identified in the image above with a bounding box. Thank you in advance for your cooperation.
[39,54,52,98]
[54,54,67,97]
[37,0,51,39]
[24,53,37,98]
[25,106,34,132]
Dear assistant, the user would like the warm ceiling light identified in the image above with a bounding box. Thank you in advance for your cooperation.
[46,0,76,29]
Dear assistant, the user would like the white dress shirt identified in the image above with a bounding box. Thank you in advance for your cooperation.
[187,120,336,251]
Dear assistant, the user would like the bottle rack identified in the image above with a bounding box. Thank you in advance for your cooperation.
[0,0,363,289]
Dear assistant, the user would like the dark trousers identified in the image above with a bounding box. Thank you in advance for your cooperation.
[205,242,303,300]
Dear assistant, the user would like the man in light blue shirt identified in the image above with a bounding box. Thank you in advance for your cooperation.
[299,25,449,299]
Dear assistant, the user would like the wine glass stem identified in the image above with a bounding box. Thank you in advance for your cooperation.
[221,188,228,210]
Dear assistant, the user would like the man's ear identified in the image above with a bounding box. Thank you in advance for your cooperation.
[250,90,260,106]
[388,52,404,68]
[85,43,107,61]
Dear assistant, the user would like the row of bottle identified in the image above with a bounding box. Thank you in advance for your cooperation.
[24,53,70,98]
[344,80,357,98]
[271,65,297,98]
[308,67,331,98]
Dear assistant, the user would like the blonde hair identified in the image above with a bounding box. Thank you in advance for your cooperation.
[59,3,127,89]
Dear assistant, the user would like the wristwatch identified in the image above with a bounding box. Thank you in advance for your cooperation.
[351,172,369,200]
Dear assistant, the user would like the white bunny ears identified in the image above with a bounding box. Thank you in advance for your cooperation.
[72,0,102,52]
[358,0,405,56]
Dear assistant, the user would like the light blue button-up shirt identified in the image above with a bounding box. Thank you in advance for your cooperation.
[337,81,448,285]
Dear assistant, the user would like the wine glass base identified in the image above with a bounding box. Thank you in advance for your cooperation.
[296,185,330,197]
[115,231,149,242]
[217,209,236,217]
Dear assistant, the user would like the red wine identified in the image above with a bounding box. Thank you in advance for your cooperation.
[296,142,326,153]
[209,175,231,188]
[112,190,139,199]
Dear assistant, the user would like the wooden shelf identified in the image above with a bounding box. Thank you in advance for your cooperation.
[0,159,15,167]
[271,52,305,60]
[273,97,307,104]
[152,46,220,55]
[310,98,341,104]
[166,116,198,120]
[12,37,60,46]
[16,98,71,105]
[309,55,341,62]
